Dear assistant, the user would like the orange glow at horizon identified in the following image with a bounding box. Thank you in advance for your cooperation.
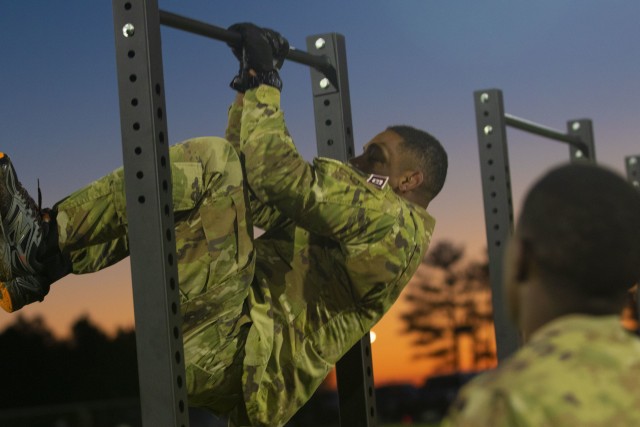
[0,256,499,390]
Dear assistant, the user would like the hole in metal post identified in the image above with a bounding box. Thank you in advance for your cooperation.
[173,326,179,338]
[325,119,332,126]
[127,50,135,58]
[486,143,492,149]
[157,108,163,119]
[168,253,173,266]
[172,302,177,314]
[175,351,181,364]
[155,84,161,95]
[179,400,185,413]
[488,159,493,165]
[324,99,330,106]
[327,139,334,146]
[490,192,496,198]
[135,147,142,155]
[158,132,165,143]
[170,277,176,290]
[131,98,138,106]
[161,156,166,167]
[177,375,183,388]
[133,122,140,131]
[164,204,170,216]
[129,74,137,82]
[163,180,168,192]
[166,228,172,241]
[495,240,501,247]
[136,171,143,179]
[138,196,145,204]
[124,2,131,10]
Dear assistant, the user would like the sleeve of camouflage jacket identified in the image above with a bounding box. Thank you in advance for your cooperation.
[239,85,399,245]
[226,99,287,231]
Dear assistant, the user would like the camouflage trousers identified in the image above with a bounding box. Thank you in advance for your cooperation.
[54,137,254,415]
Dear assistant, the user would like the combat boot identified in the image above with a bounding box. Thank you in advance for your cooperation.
[0,153,47,281]
[0,274,51,313]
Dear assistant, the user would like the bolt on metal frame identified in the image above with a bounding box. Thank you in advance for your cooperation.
[112,1,376,425]
[474,89,595,361]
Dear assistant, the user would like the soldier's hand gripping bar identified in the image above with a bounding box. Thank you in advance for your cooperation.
[158,10,339,88]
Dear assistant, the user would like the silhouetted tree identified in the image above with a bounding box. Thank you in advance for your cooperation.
[0,315,138,409]
[400,241,496,374]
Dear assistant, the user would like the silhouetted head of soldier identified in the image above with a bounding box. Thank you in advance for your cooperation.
[504,163,640,341]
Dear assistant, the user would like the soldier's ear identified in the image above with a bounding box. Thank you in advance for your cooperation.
[400,170,423,192]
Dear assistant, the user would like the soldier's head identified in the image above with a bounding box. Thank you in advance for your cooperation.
[349,125,448,208]
[504,163,640,340]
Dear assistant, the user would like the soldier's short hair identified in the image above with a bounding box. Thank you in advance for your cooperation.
[387,125,448,202]
[518,163,640,300]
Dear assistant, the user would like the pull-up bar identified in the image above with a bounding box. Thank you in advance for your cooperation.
[158,10,339,87]
[504,113,588,153]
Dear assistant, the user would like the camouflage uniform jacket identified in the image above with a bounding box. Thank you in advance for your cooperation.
[230,86,436,426]
[442,314,640,427]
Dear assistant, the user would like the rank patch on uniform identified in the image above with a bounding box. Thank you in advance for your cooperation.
[367,174,389,189]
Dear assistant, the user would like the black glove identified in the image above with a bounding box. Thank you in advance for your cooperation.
[227,23,289,92]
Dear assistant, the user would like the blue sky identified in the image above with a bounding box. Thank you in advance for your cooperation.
[1,1,640,337]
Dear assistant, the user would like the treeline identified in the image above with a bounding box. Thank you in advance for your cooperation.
[0,315,139,409]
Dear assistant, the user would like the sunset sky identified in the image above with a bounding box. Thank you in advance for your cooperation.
[2,1,640,387]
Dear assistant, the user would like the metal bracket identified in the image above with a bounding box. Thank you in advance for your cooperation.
[307,34,355,162]
[567,119,596,163]
[625,155,640,191]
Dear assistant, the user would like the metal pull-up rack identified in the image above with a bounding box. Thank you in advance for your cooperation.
[111,1,375,426]
[474,89,596,361]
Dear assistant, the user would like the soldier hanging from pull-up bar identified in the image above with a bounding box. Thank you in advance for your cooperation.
[0,23,447,427]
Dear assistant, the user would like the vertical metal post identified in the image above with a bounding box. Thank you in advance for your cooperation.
[112,1,189,426]
[567,119,596,163]
[473,89,520,361]
[306,34,375,427]
[625,154,640,319]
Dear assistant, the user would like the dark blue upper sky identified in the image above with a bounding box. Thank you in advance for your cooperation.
[2,0,640,255]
